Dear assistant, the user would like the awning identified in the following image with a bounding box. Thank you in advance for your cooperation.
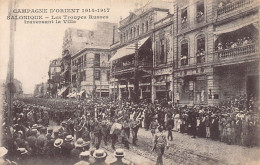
[57,86,69,96]
[109,37,150,62]
[213,20,257,35]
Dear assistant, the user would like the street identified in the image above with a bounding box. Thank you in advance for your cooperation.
[49,121,260,165]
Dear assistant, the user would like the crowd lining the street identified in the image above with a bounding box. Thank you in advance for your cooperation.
[1,94,259,165]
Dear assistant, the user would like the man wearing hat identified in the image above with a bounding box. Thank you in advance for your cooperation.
[91,149,107,165]
[71,138,84,161]
[36,127,47,156]
[110,148,127,165]
[62,135,74,156]
[74,151,91,165]
[16,148,29,165]
[26,128,38,155]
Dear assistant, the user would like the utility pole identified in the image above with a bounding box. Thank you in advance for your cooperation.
[133,41,139,103]
[6,0,16,128]
[92,58,96,101]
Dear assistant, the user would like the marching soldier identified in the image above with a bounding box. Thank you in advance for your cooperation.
[152,126,168,165]
[93,121,102,149]
[101,121,110,146]
[130,118,140,146]
[150,118,159,138]
[121,120,130,149]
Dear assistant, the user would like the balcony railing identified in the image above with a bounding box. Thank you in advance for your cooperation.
[197,55,206,64]
[112,61,152,72]
[214,43,258,60]
[217,0,254,16]
[181,21,189,29]
[196,15,205,23]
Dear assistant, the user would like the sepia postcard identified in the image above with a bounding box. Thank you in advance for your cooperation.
[0,0,259,164]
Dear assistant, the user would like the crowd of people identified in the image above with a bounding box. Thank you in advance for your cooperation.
[216,36,255,51]
[1,93,259,165]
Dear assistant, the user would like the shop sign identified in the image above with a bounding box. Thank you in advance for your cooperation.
[154,67,172,76]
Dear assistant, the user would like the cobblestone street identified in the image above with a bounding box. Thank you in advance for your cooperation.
[100,128,260,165]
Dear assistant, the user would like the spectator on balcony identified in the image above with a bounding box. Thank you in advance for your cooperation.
[231,42,237,49]
[218,1,223,8]
[243,37,248,46]
[237,38,243,46]
[217,43,223,50]
[180,55,188,65]
[197,11,204,18]
[182,16,187,24]
[225,41,231,50]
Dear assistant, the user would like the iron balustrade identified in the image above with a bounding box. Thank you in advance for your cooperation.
[112,61,152,72]
[217,0,254,16]
[214,43,258,60]
[196,15,205,23]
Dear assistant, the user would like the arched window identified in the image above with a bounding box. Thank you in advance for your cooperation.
[180,40,189,66]
[137,25,140,36]
[196,35,206,63]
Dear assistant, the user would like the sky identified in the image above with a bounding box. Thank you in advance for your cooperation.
[0,0,154,94]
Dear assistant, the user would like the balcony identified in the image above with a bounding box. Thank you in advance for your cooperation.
[214,43,259,62]
[216,0,257,20]
[196,15,205,24]
[112,61,152,73]
[180,56,188,66]
[181,21,189,29]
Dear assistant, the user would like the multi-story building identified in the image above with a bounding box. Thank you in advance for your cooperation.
[48,58,65,97]
[69,22,118,98]
[152,13,174,103]
[172,0,259,105]
[109,1,174,102]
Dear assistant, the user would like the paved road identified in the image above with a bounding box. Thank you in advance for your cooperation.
[49,122,260,165]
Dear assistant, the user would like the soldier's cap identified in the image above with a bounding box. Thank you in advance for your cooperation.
[54,138,63,148]
[93,149,107,159]
[114,148,125,157]
[80,151,90,157]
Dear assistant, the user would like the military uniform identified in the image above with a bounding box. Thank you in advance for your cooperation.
[153,130,168,165]
[150,120,159,137]
[130,119,140,146]
[93,122,102,149]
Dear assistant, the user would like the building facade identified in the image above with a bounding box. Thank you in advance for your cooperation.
[173,0,259,106]
[109,1,174,102]
[48,58,65,97]
[69,22,118,98]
